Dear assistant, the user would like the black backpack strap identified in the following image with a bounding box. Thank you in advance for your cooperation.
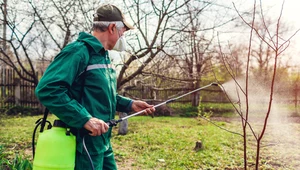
[40,108,49,132]
[32,108,52,158]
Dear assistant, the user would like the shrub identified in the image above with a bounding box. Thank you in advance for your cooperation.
[0,145,32,170]
[5,106,39,116]
[198,102,213,119]
[169,102,235,117]
[169,102,198,117]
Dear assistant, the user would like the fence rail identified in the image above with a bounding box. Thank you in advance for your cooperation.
[122,86,229,104]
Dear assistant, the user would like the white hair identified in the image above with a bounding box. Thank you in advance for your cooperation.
[92,21,124,31]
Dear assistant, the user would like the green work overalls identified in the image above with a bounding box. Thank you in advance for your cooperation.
[35,32,132,170]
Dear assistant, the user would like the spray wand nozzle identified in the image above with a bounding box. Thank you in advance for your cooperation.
[106,82,220,127]
[211,82,219,86]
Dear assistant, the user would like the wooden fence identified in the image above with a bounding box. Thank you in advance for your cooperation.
[0,68,229,110]
[122,86,228,104]
[6,68,300,111]
[2,68,300,112]
[0,69,40,108]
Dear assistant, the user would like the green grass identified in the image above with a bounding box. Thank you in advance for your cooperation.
[0,114,244,169]
[112,116,244,169]
[0,113,299,169]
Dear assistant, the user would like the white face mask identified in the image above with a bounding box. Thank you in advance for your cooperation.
[113,35,127,52]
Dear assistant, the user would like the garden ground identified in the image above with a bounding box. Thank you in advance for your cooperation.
[0,113,299,169]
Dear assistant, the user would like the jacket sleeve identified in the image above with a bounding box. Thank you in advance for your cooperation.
[35,45,91,129]
[116,94,132,113]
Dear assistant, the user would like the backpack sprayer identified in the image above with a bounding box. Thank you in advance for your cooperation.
[106,82,219,127]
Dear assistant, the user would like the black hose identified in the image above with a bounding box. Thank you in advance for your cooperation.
[32,119,52,158]
[32,121,42,158]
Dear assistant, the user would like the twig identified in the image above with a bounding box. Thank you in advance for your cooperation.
[198,116,243,137]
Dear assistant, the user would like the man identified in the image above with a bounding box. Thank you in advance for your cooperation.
[35,4,155,170]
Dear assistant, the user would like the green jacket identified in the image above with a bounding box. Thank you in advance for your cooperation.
[35,32,132,154]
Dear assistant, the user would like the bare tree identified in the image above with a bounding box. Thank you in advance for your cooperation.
[1,0,7,53]
[0,0,39,85]
[117,0,190,88]
[172,2,216,106]
[29,0,98,51]
[119,0,236,106]
[218,0,299,169]
[251,18,290,83]
[0,0,100,85]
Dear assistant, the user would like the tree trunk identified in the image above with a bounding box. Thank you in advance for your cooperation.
[2,0,7,52]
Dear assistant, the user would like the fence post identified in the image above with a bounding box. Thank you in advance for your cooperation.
[1,69,6,98]
[14,78,21,106]
[118,112,128,135]
[294,83,298,111]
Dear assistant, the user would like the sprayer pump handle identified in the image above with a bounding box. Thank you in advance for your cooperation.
[106,119,118,127]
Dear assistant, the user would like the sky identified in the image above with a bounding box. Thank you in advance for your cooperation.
[229,0,300,65]
[108,0,300,69]
[265,0,300,64]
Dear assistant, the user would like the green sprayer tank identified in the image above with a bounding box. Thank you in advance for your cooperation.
[33,120,76,170]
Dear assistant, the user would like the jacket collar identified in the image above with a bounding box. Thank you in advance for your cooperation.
[77,32,105,53]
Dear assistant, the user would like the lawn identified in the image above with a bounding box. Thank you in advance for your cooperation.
[0,113,299,169]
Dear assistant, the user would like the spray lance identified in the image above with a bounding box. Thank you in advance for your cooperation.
[82,82,220,170]
[106,82,219,127]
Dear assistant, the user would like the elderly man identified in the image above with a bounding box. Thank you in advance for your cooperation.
[35,4,155,170]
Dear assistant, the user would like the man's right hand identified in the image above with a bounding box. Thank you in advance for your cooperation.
[83,117,109,136]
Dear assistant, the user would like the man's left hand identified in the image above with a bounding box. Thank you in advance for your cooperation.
[131,100,155,115]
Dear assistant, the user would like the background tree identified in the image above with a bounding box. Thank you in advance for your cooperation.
[0,0,39,85]
[120,0,236,106]
[218,1,299,169]
[0,0,236,92]
[250,18,290,83]
[0,0,100,85]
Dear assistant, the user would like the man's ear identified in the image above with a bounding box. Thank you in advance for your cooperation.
[108,24,116,34]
